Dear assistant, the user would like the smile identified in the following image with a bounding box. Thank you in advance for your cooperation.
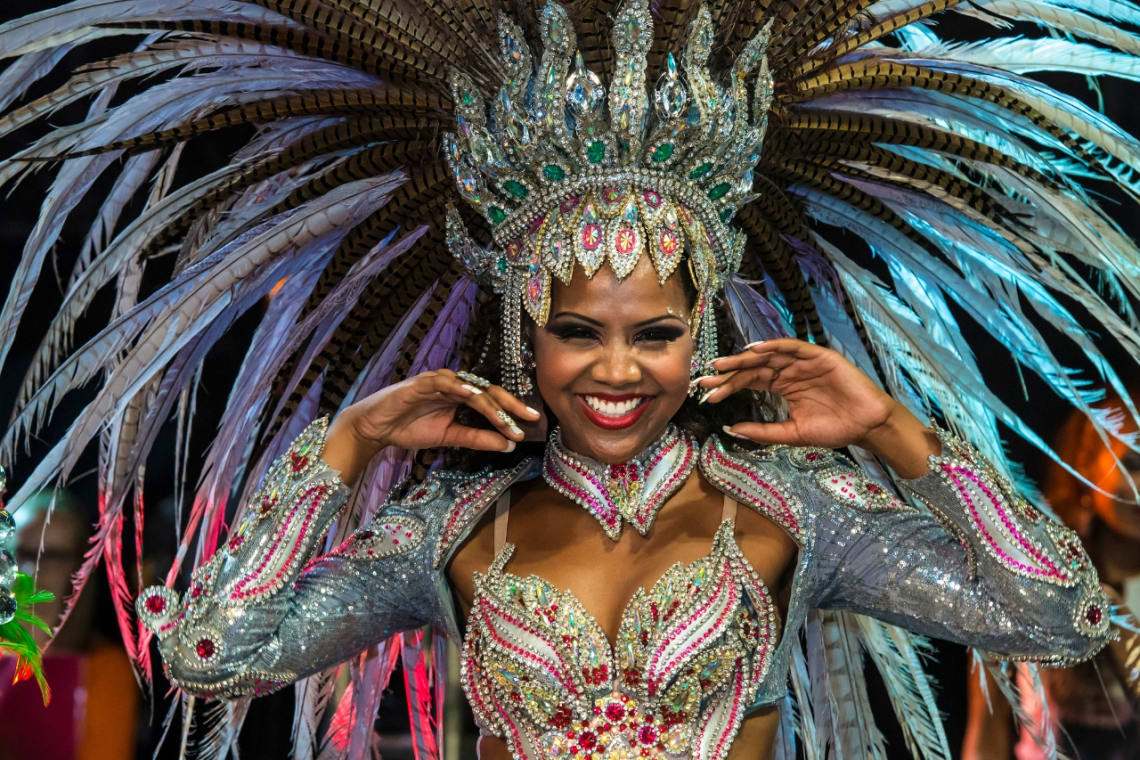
[577,394,654,430]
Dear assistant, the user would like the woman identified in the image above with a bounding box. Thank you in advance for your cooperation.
[0,1,1137,758]
[136,246,1109,760]
[962,404,1140,760]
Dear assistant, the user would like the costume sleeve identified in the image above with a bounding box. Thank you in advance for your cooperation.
[135,419,435,699]
[803,427,1110,666]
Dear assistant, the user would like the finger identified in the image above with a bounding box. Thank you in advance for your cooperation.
[721,420,800,445]
[440,425,517,453]
[700,367,779,404]
[485,384,542,422]
[693,372,733,390]
[745,338,821,357]
[462,390,526,441]
[709,350,797,373]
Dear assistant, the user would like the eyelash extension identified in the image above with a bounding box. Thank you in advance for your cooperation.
[548,325,684,343]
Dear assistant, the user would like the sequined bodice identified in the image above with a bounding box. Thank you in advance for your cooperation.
[461,519,780,760]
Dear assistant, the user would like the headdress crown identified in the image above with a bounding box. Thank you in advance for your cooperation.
[444,0,775,393]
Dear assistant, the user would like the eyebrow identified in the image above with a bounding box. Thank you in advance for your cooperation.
[550,311,687,328]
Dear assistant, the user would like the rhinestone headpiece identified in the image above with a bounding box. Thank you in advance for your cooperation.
[444,0,775,394]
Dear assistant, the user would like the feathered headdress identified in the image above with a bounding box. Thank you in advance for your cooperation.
[1,0,1139,758]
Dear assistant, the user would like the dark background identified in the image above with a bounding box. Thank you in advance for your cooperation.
[0,2,1137,758]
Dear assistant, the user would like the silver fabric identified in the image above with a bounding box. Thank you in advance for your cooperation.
[140,425,1109,714]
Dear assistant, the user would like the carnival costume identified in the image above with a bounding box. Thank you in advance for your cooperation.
[1,0,1139,758]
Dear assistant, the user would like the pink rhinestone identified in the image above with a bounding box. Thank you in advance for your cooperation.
[145,595,166,614]
[637,725,658,745]
[604,702,625,721]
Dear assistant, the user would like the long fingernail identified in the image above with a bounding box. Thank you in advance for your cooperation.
[722,425,748,440]
[496,410,523,437]
[744,340,768,350]
[461,383,482,395]
[502,440,517,453]
[524,406,540,419]
[699,388,718,405]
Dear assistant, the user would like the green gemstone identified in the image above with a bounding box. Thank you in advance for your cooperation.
[689,162,713,179]
[707,182,730,200]
[461,91,474,105]
[651,142,674,163]
[496,256,508,273]
[719,208,733,222]
[504,180,529,199]
[543,164,565,181]
[586,140,606,164]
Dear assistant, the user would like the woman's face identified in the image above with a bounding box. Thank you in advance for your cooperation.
[532,256,694,464]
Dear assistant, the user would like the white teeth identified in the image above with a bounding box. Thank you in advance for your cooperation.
[582,395,646,418]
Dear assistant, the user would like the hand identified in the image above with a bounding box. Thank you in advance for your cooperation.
[695,339,937,475]
[324,370,546,484]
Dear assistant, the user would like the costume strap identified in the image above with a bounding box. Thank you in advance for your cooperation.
[721,494,738,523]
[494,491,511,554]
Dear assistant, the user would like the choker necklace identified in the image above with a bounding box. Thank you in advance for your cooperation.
[542,424,698,541]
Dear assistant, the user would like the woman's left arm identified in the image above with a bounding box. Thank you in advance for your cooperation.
[700,339,1111,664]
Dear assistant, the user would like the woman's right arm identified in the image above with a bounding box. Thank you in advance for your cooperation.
[136,417,436,698]
[136,370,541,699]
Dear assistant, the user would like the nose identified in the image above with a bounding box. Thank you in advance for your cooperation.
[590,341,642,387]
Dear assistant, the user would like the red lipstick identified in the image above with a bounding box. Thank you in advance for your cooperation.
[576,393,654,430]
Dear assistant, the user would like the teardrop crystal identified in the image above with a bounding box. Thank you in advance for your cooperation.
[565,52,604,115]
[654,53,688,120]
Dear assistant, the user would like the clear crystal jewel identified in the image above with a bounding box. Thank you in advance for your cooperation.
[565,52,604,115]
[654,53,687,120]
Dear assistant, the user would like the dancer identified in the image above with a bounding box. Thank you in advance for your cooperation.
[0,1,1138,758]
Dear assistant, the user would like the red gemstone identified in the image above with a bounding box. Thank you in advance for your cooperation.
[228,535,244,550]
[356,530,375,541]
[549,705,573,729]
[196,638,216,660]
[578,731,597,751]
[604,702,626,722]
[1086,606,1103,625]
[145,595,166,615]
[637,725,658,746]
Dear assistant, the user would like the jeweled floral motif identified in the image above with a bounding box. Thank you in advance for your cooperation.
[462,522,778,760]
[329,516,425,561]
[816,469,908,513]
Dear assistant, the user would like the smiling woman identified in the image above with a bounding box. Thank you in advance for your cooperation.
[2,0,1140,759]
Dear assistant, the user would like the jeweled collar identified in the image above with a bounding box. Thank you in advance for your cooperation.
[542,424,698,541]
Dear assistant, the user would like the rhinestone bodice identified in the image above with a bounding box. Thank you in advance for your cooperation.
[461,520,779,760]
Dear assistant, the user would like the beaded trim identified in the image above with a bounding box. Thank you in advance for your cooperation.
[433,459,536,569]
[915,429,1076,588]
[222,479,342,605]
[168,668,297,700]
[698,436,803,542]
[542,424,697,541]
